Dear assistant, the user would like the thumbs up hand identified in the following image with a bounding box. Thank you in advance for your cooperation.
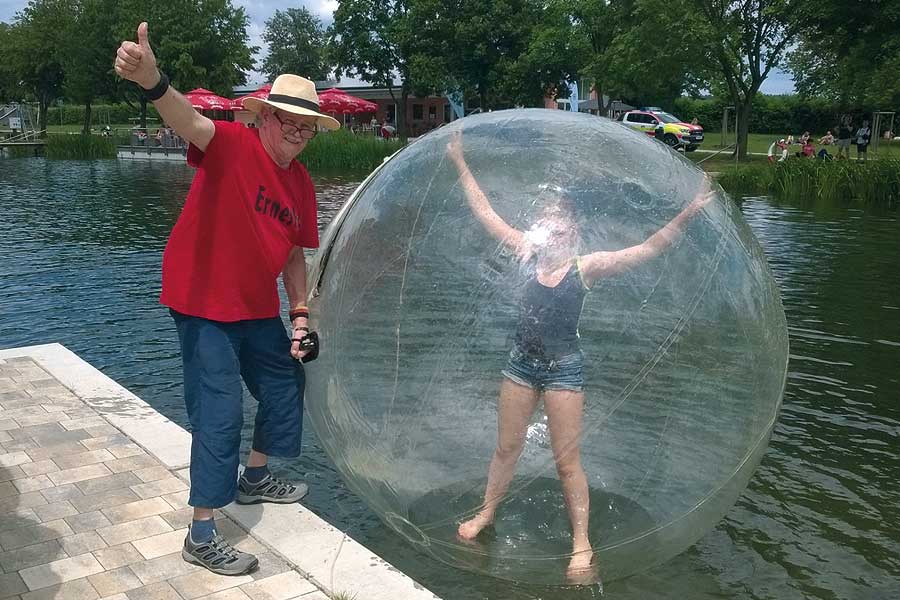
[115,22,160,89]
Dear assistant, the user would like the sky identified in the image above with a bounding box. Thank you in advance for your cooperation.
[0,0,797,94]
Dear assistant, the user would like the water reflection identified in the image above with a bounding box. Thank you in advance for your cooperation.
[1,158,898,598]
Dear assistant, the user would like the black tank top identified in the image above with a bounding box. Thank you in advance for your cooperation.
[514,261,589,359]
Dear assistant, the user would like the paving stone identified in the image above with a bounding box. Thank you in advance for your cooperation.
[48,464,113,487]
[0,467,24,484]
[53,451,115,472]
[98,594,128,600]
[295,593,326,600]
[26,443,91,461]
[125,582,182,600]
[96,516,172,547]
[130,479,188,501]
[159,509,191,530]
[0,441,38,454]
[87,567,142,598]
[66,511,112,534]
[71,490,140,514]
[105,457,158,476]
[77,474,142,497]
[91,544,144,571]
[40,484,84,504]
[238,572,314,600]
[39,404,70,414]
[160,493,189,511]
[0,492,46,513]
[0,509,41,532]
[59,532,107,556]
[131,530,186,561]
[0,519,74,551]
[132,468,170,484]
[0,572,27,598]
[248,554,289,582]
[169,569,253,600]
[8,424,65,442]
[102,499,173,526]
[197,590,250,600]
[0,422,18,433]
[107,446,145,460]
[0,453,30,468]
[33,501,78,522]
[0,539,67,573]
[13,414,68,428]
[0,483,15,500]
[20,461,59,478]
[59,418,109,432]
[84,426,119,439]
[19,554,105,591]
[129,552,199,585]
[12,475,54,494]
[80,437,132,452]
[0,432,9,444]
[20,578,99,600]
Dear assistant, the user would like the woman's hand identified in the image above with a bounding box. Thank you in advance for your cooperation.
[447,131,464,166]
[688,175,715,214]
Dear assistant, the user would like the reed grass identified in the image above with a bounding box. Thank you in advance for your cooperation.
[45,134,117,160]
[298,130,405,171]
[716,159,900,206]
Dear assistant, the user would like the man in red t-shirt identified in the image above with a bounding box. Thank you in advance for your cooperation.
[115,22,339,576]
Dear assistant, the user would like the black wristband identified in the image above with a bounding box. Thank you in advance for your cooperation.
[142,72,169,102]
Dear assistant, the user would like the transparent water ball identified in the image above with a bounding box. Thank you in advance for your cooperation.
[305,109,788,585]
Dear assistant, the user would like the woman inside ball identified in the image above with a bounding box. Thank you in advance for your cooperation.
[446,130,713,580]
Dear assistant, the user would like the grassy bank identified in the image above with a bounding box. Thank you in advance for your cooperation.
[45,134,117,159]
[298,130,405,171]
[715,159,900,205]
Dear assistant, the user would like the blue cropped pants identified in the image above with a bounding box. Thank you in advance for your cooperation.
[171,310,304,509]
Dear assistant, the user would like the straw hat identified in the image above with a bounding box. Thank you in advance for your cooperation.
[243,74,340,130]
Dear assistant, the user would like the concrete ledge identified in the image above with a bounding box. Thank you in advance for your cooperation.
[0,343,440,600]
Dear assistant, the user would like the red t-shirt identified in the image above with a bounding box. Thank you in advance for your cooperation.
[160,121,318,322]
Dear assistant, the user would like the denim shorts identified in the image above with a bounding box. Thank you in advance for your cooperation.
[501,346,584,392]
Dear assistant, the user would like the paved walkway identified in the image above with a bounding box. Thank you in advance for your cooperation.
[0,356,324,600]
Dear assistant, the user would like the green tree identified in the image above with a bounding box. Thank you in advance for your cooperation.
[262,8,330,82]
[0,22,18,102]
[788,0,900,110]
[571,0,707,115]
[329,0,413,137]
[61,0,118,134]
[114,0,257,128]
[7,0,77,135]
[692,0,809,160]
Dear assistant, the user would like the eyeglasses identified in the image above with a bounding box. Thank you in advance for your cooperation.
[273,111,317,140]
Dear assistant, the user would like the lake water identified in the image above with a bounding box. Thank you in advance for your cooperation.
[1,157,898,599]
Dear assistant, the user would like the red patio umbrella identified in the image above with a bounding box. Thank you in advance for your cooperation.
[183,88,232,111]
[232,84,272,111]
[318,88,378,114]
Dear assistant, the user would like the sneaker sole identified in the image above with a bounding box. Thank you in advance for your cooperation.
[181,549,258,576]
[235,487,309,505]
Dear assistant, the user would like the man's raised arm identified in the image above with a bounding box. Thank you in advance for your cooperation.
[114,22,215,152]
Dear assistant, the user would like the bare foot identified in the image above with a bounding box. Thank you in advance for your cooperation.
[457,513,492,540]
[566,545,597,585]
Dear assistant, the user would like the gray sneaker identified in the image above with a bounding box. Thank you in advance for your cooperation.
[182,531,258,575]
[236,473,308,505]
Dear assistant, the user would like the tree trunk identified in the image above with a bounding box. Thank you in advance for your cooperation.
[39,93,50,138]
[140,97,148,131]
[82,100,92,135]
[735,99,752,161]
[399,85,409,141]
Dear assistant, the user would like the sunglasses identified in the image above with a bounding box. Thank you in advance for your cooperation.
[273,111,317,140]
